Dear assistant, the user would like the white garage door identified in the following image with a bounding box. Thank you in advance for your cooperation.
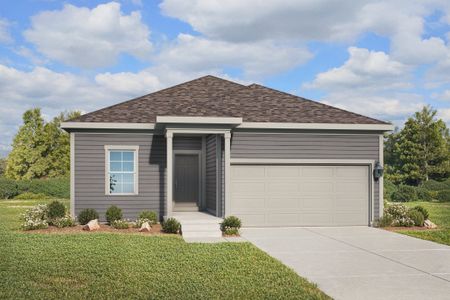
[230,165,369,227]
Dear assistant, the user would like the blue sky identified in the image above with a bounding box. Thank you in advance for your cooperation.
[1,0,450,157]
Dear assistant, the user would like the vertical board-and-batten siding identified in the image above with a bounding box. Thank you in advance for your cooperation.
[205,135,217,213]
[230,132,381,219]
[74,132,166,220]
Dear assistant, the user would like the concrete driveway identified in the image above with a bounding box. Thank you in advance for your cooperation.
[241,227,450,300]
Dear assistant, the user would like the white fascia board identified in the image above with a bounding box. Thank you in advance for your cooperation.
[60,122,155,130]
[237,122,394,131]
[156,116,243,125]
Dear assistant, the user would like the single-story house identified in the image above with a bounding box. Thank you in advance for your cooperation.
[61,75,393,227]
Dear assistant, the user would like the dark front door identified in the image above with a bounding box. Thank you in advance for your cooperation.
[174,154,199,203]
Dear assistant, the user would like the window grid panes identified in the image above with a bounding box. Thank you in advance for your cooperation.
[108,150,136,194]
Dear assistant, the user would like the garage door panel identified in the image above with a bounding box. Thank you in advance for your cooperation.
[302,166,334,177]
[266,166,300,177]
[230,165,369,227]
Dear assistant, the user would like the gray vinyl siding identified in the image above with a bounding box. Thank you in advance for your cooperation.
[230,132,381,219]
[205,135,217,213]
[74,132,166,221]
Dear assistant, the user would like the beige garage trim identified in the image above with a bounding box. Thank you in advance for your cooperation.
[230,164,370,227]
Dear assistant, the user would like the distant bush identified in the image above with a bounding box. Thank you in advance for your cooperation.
[383,179,397,202]
[106,205,122,224]
[47,201,66,219]
[14,192,51,200]
[413,205,429,220]
[138,210,158,225]
[111,219,130,229]
[436,189,450,202]
[391,185,418,202]
[422,180,449,191]
[415,187,433,201]
[78,208,99,225]
[162,218,181,234]
[0,177,18,199]
[407,209,424,226]
[17,177,69,198]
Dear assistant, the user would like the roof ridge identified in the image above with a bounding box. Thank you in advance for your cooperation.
[247,83,389,124]
[69,75,246,122]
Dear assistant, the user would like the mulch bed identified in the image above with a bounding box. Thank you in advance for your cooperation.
[22,224,173,235]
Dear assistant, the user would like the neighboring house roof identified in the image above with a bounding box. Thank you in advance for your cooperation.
[71,75,388,124]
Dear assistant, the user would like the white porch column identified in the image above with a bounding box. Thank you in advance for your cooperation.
[166,131,173,218]
[224,131,231,217]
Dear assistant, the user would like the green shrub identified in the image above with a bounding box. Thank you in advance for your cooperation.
[422,180,449,191]
[138,210,158,225]
[47,201,66,219]
[21,204,49,230]
[384,204,414,227]
[78,208,99,225]
[220,216,242,231]
[415,187,433,201]
[111,219,130,229]
[407,209,424,226]
[14,192,51,200]
[224,227,239,235]
[383,179,397,202]
[391,184,418,202]
[436,189,450,202]
[377,214,394,227]
[52,215,76,228]
[17,177,69,198]
[413,205,429,220]
[162,218,181,234]
[106,205,122,224]
[0,177,18,199]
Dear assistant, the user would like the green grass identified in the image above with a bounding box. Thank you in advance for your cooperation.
[400,201,450,246]
[0,198,329,300]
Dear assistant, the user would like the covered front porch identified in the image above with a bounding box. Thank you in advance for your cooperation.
[158,116,242,220]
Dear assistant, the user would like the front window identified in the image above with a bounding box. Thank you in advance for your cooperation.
[105,146,138,195]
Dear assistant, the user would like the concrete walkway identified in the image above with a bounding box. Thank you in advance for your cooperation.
[241,227,450,300]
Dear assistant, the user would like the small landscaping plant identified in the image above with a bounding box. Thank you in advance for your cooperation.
[78,208,99,225]
[162,218,181,234]
[47,200,66,219]
[377,214,394,227]
[111,219,130,229]
[413,205,429,220]
[105,205,122,224]
[138,210,158,224]
[52,215,76,228]
[407,209,424,226]
[221,216,242,235]
[384,203,414,227]
[21,204,49,230]
[134,218,151,228]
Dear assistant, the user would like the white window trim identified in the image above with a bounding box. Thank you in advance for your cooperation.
[104,145,139,196]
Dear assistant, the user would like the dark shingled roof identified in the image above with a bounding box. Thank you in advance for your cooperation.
[71,75,388,124]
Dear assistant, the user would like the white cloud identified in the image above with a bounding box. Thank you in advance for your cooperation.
[438,108,450,122]
[0,18,12,44]
[155,34,311,78]
[304,47,422,120]
[95,71,163,97]
[24,2,152,68]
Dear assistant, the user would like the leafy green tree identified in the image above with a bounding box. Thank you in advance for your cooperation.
[0,158,6,176]
[387,106,450,185]
[5,108,81,180]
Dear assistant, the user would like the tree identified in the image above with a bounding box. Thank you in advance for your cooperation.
[5,108,81,180]
[387,106,450,185]
[0,158,6,176]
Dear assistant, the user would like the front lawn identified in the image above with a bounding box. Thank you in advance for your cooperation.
[0,198,329,299]
[399,201,450,246]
